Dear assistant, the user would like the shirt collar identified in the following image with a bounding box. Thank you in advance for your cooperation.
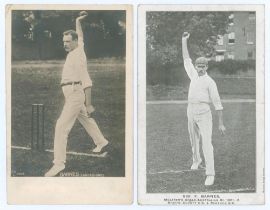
[198,72,208,77]
[68,46,79,54]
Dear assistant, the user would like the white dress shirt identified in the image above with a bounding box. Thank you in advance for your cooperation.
[184,58,223,113]
[61,37,92,89]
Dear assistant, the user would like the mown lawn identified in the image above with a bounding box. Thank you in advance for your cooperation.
[146,103,256,193]
[11,59,125,177]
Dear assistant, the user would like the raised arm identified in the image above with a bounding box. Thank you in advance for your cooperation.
[182,32,191,60]
[76,11,88,40]
[182,32,197,79]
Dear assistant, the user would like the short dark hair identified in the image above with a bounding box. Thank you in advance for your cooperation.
[63,30,78,40]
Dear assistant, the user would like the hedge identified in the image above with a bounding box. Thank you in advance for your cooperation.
[147,59,256,86]
[207,59,256,74]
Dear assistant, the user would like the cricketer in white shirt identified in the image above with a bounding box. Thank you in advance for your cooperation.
[45,13,108,177]
[61,36,92,89]
[182,32,226,186]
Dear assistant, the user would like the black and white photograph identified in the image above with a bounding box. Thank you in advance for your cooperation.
[138,5,264,205]
[6,4,133,204]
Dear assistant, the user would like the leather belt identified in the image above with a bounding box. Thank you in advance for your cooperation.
[61,81,82,87]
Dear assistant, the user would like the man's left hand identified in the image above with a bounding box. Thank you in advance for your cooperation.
[219,124,226,135]
[86,105,95,117]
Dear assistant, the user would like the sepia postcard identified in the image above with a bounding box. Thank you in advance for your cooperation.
[6,4,133,204]
[138,4,264,205]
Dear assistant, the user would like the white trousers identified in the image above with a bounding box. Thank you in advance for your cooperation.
[53,84,107,165]
[187,105,215,176]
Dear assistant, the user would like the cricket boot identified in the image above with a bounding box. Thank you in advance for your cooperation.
[45,164,65,177]
[190,159,202,170]
[92,139,109,153]
[205,175,215,186]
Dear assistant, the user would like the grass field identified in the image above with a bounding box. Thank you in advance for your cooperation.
[11,59,125,177]
[146,101,256,193]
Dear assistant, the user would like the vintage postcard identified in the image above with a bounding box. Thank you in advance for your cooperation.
[6,4,133,204]
[138,4,264,205]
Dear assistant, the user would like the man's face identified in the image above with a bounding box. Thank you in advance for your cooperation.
[195,64,208,76]
[63,35,78,52]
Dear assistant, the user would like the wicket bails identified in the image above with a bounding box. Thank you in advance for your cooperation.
[31,104,45,150]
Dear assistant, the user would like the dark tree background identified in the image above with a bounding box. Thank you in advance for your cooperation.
[146,12,230,85]
[12,10,126,60]
[147,12,229,65]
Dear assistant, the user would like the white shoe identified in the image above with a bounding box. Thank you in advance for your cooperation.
[92,140,109,153]
[190,160,202,170]
[205,175,215,186]
[45,164,65,177]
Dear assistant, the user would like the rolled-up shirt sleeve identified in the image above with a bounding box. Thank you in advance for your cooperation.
[79,58,92,89]
[75,50,92,89]
[80,69,92,89]
[209,80,223,110]
[184,58,198,79]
